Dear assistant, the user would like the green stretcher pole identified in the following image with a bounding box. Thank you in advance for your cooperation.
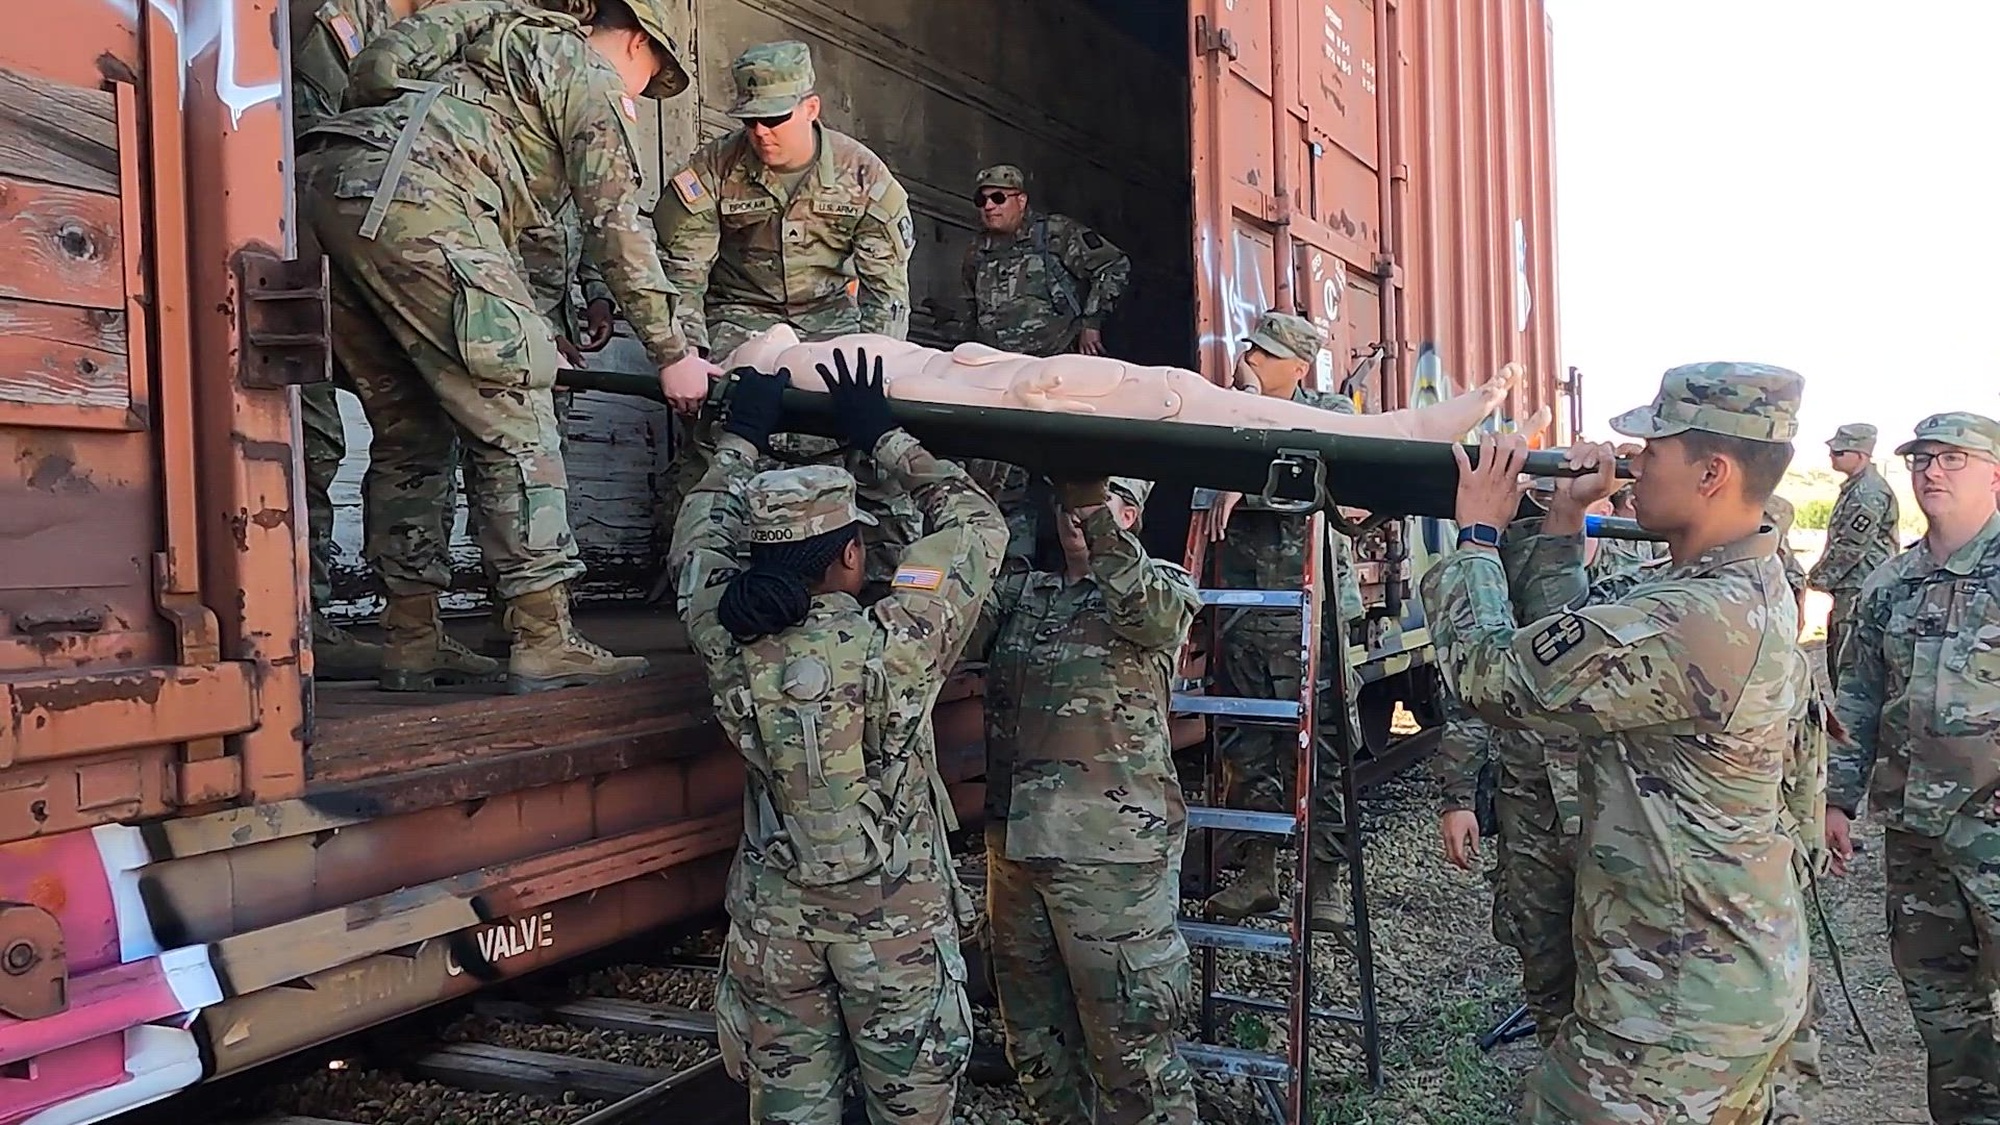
[556,367,1637,521]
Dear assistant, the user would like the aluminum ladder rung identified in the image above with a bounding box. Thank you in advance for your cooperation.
[1180,920,1291,956]
[1177,1041,1292,1082]
[1209,990,1365,1025]
[1184,807,1295,835]
[1198,588,1306,608]
[1170,694,1300,723]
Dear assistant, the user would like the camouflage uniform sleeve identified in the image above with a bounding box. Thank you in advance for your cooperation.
[342,0,497,110]
[669,433,759,668]
[1828,570,1892,814]
[1078,507,1200,651]
[852,164,914,340]
[1419,548,1717,737]
[1499,517,1592,620]
[653,152,719,355]
[1431,693,1492,813]
[868,430,1008,680]
[290,1,366,134]
[962,570,1026,665]
[578,254,614,311]
[546,57,688,368]
[1052,215,1131,328]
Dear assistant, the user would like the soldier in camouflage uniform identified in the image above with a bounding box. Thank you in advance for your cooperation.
[299,0,701,693]
[672,356,1006,1125]
[1807,422,1902,693]
[1431,487,1646,1049]
[1199,311,1366,932]
[960,163,1132,573]
[290,0,415,681]
[1828,412,2000,1125]
[656,42,920,600]
[1767,493,1809,619]
[967,475,1200,1124]
[1429,365,1812,1123]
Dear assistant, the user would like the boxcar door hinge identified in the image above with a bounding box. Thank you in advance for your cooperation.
[236,248,331,389]
[1194,16,1240,61]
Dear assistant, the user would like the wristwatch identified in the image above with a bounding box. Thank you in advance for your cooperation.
[1456,523,1503,549]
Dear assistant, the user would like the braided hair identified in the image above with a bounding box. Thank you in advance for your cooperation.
[716,525,861,642]
[536,0,641,29]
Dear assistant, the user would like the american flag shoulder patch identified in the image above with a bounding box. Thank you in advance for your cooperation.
[671,168,707,209]
[891,565,945,592]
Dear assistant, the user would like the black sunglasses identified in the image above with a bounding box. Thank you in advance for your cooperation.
[744,106,796,131]
[975,190,1014,207]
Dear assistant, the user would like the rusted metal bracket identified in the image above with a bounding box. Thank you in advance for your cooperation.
[1194,16,1240,61]
[0,903,67,1020]
[1259,449,1326,514]
[235,248,331,389]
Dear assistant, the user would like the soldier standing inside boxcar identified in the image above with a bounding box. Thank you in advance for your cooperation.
[958,163,1132,572]
[291,0,415,682]
[968,475,1201,1124]
[673,354,1006,1124]
[1828,412,2000,1125]
[1432,365,1811,1123]
[299,0,713,693]
[655,41,919,601]
[1807,422,1901,693]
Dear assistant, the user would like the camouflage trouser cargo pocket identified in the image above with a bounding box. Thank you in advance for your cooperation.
[446,250,560,391]
[908,928,974,1081]
[1116,931,1192,1034]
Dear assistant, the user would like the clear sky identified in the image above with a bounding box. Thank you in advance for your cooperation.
[1543,0,2000,452]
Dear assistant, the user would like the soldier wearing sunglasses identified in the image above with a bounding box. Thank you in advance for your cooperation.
[655,40,921,601]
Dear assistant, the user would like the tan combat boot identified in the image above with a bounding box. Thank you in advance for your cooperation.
[1308,863,1355,945]
[505,584,650,695]
[311,611,383,681]
[378,592,503,692]
[1204,840,1281,919]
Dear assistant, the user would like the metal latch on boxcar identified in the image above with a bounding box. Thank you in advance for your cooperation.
[0,903,67,1020]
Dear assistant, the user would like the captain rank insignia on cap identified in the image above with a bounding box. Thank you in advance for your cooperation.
[892,565,944,592]
[1530,616,1587,667]
[671,168,707,209]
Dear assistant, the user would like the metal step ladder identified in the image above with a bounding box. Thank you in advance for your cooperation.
[1171,459,1384,1123]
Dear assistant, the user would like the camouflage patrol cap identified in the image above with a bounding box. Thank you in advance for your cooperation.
[974,164,1027,193]
[1608,362,1803,443]
[727,41,814,118]
[1244,311,1325,362]
[1825,423,1878,455]
[1893,411,2000,460]
[744,464,877,545]
[623,0,691,100]
[1107,477,1154,509]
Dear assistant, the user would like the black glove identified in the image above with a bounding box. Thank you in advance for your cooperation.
[722,365,790,452]
[818,347,894,452]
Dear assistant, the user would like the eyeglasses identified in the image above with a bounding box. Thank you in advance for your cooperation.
[974,190,1012,207]
[1905,450,1976,473]
[744,107,796,131]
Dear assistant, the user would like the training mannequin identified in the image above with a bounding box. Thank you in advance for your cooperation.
[724,326,1535,443]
